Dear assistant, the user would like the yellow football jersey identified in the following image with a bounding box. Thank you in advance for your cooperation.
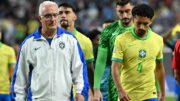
[112,28,163,100]
[73,29,94,63]
[0,43,16,94]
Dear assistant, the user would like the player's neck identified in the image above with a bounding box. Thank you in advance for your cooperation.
[67,23,75,33]
[134,30,147,38]
[41,28,56,38]
[122,21,133,27]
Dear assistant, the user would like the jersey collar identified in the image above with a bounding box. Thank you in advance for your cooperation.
[33,27,64,40]
[131,27,152,40]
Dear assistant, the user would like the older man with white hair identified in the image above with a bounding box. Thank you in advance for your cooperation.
[11,1,89,101]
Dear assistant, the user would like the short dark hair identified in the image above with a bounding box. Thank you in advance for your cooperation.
[88,29,101,40]
[132,4,154,19]
[116,0,133,6]
[58,2,76,13]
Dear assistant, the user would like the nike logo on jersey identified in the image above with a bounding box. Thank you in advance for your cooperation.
[34,47,41,51]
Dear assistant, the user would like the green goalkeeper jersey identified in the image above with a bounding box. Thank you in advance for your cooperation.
[94,20,134,101]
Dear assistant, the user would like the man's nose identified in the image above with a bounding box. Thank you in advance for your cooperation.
[139,24,145,29]
[122,12,127,18]
[60,12,67,17]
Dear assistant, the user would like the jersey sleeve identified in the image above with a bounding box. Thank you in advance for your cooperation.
[84,38,94,63]
[94,47,108,88]
[112,35,123,62]
[156,37,164,62]
[94,21,120,89]
[8,47,16,65]
[72,40,89,97]
[11,44,30,101]
[172,39,180,69]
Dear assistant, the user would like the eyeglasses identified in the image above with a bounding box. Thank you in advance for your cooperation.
[41,13,59,20]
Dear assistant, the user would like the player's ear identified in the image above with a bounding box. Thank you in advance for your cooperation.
[38,16,42,21]
[74,13,77,21]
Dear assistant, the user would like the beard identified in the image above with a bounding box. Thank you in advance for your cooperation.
[121,18,131,26]
[137,29,146,36]
[60,20,69,29]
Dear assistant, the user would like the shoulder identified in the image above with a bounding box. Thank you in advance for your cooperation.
[77,31,92,44]
[116,30,131,40]
[100,21,119,47]
[20,33,35,49]
[56,27,79,44]
[151,31,163,41]
[101,21,119,35]
[2,44,14,52]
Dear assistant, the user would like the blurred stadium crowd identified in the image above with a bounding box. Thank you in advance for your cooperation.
[0,0,179,45]
[0,0,180,100]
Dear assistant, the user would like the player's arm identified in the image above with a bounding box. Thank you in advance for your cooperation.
[111,35,131,101]
[9,64,15,81]
[111,61,130,101]
[163,29,174,49]
[11,45,29,100]
[155,37,165,101]
[93,22,117,90]
[94,22,118,100]
[85,39,94,93]
[8,47,16,80]
[87,62,94,92]
[93,46,108,100]
[94,46,108,88]
[72,40,89,99]
[155,61,165,101]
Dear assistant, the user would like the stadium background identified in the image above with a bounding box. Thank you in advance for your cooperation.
[0,0,180,100]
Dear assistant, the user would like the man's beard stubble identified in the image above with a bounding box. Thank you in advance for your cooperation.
[121,17,131,26]
[60,20,69,29]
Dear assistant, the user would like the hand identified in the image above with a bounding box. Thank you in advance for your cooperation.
[158,93,165,101]
[119,90,131,101]
[88,89,94,101]
[93,89,103,101]
[76,93,84,101]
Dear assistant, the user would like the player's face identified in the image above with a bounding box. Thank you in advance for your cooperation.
[116,3,133,26]
[92,34,100,47]
[39,5,59,31]
[133,15,152,36]
[59,7,77,29]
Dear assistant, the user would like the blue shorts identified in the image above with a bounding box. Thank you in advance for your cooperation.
[145,98,158,101]
[0,94,11,101]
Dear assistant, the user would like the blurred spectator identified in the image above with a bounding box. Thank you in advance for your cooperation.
[87,29,101,63]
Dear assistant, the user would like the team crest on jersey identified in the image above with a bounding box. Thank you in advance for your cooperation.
[59,41,65,49]
[139,49,146,58]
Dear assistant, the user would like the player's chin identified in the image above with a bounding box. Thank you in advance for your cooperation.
[48,26,58,30]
